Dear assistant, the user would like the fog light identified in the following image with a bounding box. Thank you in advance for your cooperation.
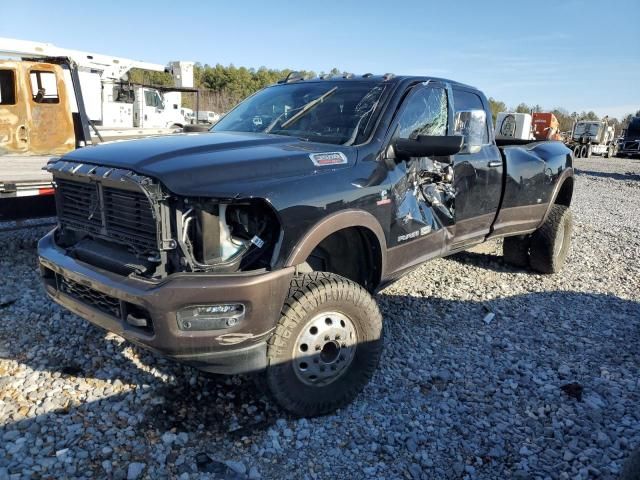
[177,304,245,331]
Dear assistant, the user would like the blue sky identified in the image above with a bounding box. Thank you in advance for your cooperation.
[3,0,638,119]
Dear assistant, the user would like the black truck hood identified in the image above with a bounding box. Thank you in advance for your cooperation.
[62,132,357,197]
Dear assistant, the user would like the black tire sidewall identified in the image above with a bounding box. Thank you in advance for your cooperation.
[530,205,572,273]
[267,274,383,415]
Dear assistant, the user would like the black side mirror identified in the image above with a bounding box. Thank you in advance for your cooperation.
[394,135,463,161]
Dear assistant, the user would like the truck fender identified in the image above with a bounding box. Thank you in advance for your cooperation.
[536,168,574,229]
[285,209,387,278]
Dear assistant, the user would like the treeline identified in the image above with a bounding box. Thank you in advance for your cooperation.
[488,98,639,134]
[130,64,322,112]
[129,64,638,130]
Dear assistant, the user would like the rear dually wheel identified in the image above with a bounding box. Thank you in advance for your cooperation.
[529,205,573,274]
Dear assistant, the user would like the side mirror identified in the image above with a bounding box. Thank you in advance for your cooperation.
[394,135,463,161]
[454,109,487,154]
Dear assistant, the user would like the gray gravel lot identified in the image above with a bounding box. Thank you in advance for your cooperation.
[1,156,639,480]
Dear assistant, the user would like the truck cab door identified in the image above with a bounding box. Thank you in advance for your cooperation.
[450,88,502,248]
[385,83,451,272]
[141,89,166,128]
[26,65,75,155]
[0,64,29,153]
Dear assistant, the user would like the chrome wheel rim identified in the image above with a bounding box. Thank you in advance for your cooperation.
[292,312,357,386]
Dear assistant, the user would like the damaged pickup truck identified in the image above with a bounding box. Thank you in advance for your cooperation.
[38,74,574,416]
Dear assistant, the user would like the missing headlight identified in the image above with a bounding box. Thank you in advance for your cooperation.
[178,199,280,273]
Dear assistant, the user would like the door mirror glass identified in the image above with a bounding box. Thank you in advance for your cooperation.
[454,109,486,154]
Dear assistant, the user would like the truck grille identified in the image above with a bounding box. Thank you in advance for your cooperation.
[57,274,121,318]
[56,179,158,253]
[623,141,639,151]
[56,179,102,233]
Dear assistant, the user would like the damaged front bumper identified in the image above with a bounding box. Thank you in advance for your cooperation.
[38,230,294,374]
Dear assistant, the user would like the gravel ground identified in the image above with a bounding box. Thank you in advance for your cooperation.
[1,156,639,480]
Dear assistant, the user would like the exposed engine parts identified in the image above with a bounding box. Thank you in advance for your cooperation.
[177,198,279,274]
[50,160,281,279]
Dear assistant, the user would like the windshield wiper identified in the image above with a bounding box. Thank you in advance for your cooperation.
[279,86,338,130]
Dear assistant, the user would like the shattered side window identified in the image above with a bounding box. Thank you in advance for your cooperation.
[397,87,448,140]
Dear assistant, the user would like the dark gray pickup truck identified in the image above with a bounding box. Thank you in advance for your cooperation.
[38,74,574,416]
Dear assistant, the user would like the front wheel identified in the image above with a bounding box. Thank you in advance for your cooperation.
[266,273,383,417]
[529,205,573,273]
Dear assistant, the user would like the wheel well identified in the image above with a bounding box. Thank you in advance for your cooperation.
[302,227,382,292]
[555,177,573,207]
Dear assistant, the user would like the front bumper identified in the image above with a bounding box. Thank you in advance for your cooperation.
[37,230,295,374]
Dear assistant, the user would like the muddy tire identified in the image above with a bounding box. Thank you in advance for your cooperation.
[503,235,530,267]
[529,205,573,274]
[266,272,383,417]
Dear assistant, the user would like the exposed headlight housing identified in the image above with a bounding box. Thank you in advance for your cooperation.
[177,198,280,273]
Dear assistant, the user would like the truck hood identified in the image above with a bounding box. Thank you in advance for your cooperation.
[62,132,357,197]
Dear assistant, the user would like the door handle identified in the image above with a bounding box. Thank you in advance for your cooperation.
[487,161,502,168]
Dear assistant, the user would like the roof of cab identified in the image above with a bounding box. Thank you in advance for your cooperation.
[275,72,477,91]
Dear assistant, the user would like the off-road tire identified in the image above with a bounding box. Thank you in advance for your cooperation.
[503,235,531,267]
[266,272,383,417]
[529,205,572,274]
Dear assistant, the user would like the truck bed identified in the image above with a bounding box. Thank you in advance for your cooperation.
[0,155,54,197]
